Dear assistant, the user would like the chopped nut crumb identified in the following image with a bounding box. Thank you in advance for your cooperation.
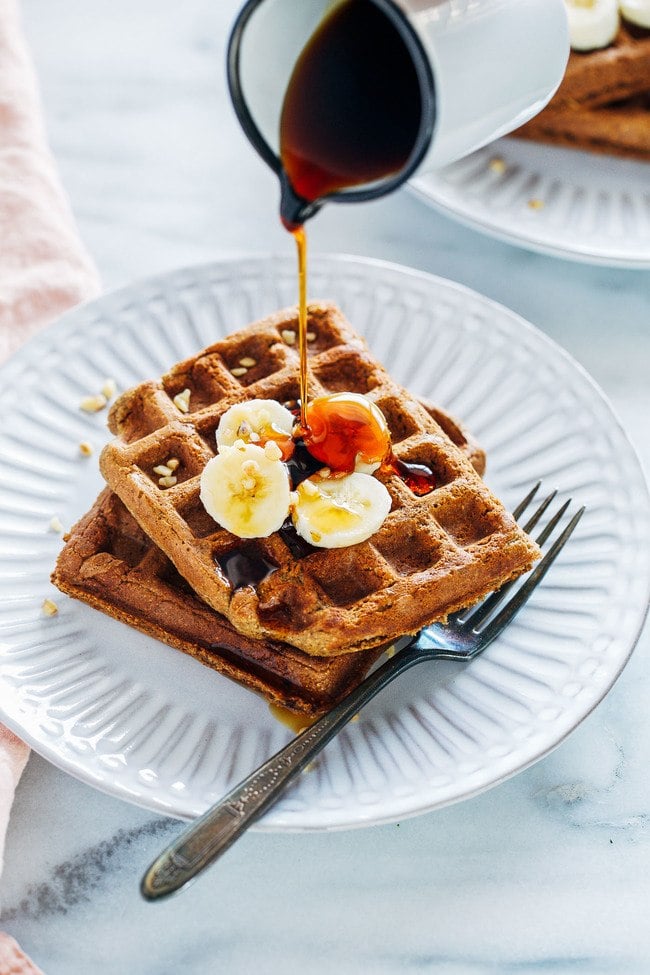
[101,378,117,400]
[319,467,331,479]
[488,156,507,174]
[166,457,180,471]
[80,394,107,413]
[173,388,191,413]
[49,515,64,533]
[158,475,178,488]
[79,441,93,457]
[153,464,173,477]
[306,331,316,342]
[231,367,248,377]
[42,598,58,616]
[239,357,257,368]
[300,478,318,497]
[528,198,545,210]
[281,329,296,345]
[264,440,282,461]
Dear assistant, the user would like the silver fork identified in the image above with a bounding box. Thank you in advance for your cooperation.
[141,483,584,901]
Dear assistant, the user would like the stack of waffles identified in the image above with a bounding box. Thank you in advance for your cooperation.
[53,303,539,715]
[514,19,650,160]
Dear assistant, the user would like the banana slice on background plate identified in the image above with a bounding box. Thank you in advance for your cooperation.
[216,399,295,450]
[200,441,291,538]
[565,0,619,50]
[292,472,392,548]
[619,0,650,27]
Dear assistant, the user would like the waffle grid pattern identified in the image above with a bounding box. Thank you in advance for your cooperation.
[53,488,383,714]
[514,21,650,160]
[99,303,538,656]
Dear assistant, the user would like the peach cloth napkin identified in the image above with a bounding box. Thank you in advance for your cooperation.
[1,0,101,970]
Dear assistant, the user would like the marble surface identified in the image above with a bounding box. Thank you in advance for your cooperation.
[2,1,650,972]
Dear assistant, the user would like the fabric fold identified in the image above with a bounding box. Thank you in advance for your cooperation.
[1,1,102,970]
[0,0,101,360]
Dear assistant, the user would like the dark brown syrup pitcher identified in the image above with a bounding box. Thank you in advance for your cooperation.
[278,0,424,231]
[275,1,435,495]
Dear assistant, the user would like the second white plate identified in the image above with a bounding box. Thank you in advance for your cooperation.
[0,255,648,828]
[411,138,650,267]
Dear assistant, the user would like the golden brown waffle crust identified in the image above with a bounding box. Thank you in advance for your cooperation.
[554,23,650,109]
[100,302,539,657]
[512,22,650,160]
[52,488,383,715]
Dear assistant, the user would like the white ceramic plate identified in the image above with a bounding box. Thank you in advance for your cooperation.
[410,138,650,268]
[1,255,648,829]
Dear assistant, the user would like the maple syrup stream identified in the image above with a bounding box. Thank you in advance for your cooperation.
[278,0,434,492]
[292,225,309,430]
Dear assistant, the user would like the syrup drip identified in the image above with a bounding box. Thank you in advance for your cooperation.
[268,703,316,734]
[216,547,278,590]
[300,392,390,473]
[277,2,434,499]
[388,457,437,497]
[291,225,309,431]
[278,517,318,560]
[289,398,437,497]
[284,437,324,487]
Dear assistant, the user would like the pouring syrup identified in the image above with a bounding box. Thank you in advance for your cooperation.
[279,0,422,228]
[278,0,434,494]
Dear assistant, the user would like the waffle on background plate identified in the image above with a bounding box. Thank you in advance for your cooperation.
[514,20,650,159]
[95,302,539,658]
[53,393,484,716]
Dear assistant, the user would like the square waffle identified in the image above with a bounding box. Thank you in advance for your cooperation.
[52,488,383,715]
[99,302,539,657]
[515,95,649,160]
[52,403,484,715]
[552,21,650,110]
[513,21,650,160]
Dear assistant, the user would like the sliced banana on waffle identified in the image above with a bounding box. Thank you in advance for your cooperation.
[565,0,619,50]
[620,0,650,28]
[292,472,391,548]
[200,441,291,538]
[216,399,294,449]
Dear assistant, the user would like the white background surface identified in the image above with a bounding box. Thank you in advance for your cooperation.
[2,1,650,972]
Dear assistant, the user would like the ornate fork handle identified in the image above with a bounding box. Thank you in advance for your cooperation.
[141,642,434,900]
[141,483,581,902]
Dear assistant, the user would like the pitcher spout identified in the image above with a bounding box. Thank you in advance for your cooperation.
[279,172,321,231]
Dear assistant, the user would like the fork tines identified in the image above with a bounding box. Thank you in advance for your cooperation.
[456,482,585,638]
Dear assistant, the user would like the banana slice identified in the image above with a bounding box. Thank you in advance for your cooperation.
[565,0,619,50]
[216,399,295,450]
[620,0,650,28]
[292,472,391,548]
[200,442,291,538]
